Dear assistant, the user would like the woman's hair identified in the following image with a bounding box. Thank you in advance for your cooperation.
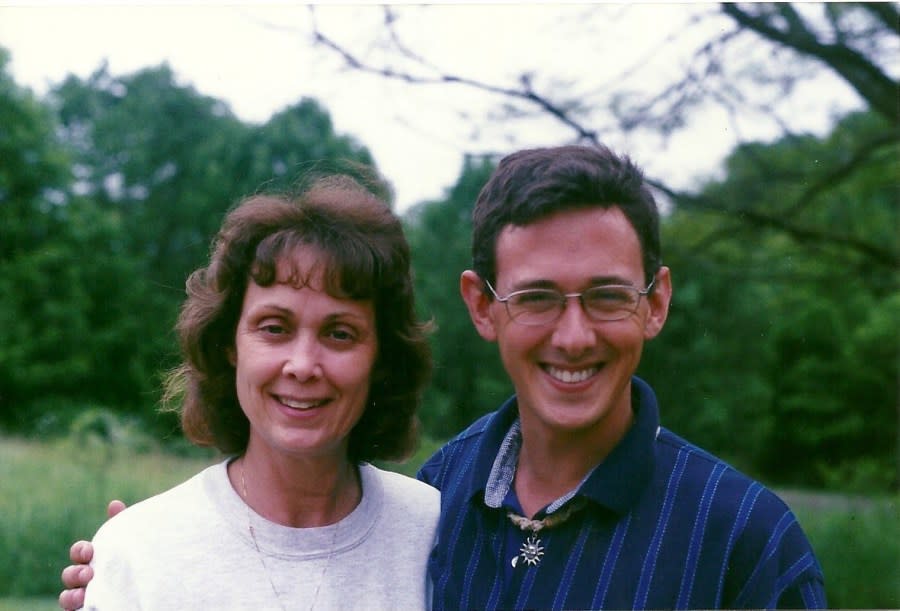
[164,173,432,463]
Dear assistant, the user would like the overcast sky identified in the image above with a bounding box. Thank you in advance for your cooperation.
[0,3,863,212]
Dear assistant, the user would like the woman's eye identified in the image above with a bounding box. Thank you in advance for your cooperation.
[328,327,357,343]
[260,323,287,335]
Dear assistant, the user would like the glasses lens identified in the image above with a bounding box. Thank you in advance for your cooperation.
[582,286,639,321]
[507,290,562,325]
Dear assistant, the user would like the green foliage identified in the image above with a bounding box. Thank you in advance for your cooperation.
[0,56,377,438]
[0,44,894,495]
[0,49,71,260]
[644,110,899,491]
[405,156,512,436]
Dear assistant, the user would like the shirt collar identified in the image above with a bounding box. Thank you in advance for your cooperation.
[468,376,660,516]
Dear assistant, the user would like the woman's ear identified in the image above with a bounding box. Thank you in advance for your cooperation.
[644,266,672,340]
[226,346,237,366]
[460,270,499,342]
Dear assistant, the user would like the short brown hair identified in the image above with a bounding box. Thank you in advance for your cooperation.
[472,145,661,287]
[165,174,432,463]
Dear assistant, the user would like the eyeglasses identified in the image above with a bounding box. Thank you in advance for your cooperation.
[483,278,656,326]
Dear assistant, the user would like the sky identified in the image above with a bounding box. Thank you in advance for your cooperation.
[0,3,864,212]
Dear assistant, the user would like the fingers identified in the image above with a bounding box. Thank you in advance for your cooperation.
[58,585,87,610]
[107,499,126,518]
[58,564,91,610]
[58,502,125,609]
[61,563,92,588]
[68,540,94,564]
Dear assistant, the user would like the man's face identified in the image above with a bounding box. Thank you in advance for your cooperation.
[462,206,671,447]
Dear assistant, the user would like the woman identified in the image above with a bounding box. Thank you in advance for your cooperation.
[65,173,439,609]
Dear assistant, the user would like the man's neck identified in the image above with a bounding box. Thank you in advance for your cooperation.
[514,407,634,517]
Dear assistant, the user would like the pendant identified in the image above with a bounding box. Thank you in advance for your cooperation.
[511,533,544,568]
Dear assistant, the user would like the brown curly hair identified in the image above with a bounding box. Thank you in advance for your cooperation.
[164,174,432,463]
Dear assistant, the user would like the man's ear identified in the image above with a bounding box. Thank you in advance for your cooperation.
[460,270,499,342]
[644,266,672,340]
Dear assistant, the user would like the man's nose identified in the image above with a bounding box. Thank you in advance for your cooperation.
[550,296,598,353]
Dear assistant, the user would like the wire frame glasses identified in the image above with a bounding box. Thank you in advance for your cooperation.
[484,278,656,326]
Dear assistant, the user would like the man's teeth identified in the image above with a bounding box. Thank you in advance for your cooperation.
[279,397,325,410]
[546,366,597,383]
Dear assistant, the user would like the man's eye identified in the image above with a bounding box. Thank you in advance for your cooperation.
[511,291,559,309]
[586,288,632,305]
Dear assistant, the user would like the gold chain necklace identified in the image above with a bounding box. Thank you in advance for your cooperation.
[507,497,587,568]
[240,460,340,611]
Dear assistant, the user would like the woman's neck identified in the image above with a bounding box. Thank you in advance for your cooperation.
[229,448,362,528]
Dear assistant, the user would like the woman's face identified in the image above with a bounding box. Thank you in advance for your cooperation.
[230,246,378,462]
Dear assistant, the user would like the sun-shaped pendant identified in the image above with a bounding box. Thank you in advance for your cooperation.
[511,534,545,568]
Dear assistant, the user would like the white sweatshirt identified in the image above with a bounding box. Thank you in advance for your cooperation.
[83,459,439,610]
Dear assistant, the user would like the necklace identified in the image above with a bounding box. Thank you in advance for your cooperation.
[239,460,340,611]
[507,497,587,568]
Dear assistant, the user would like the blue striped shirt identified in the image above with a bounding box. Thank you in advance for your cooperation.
[418,376,826,609]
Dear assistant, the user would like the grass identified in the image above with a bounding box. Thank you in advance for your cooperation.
[788,491,899,608]
[0,435,218,598]
[0,432,439,601]
[2,434,897,608]
[0,598,58,611]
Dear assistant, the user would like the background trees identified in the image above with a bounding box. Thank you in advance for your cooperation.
[313,2,899,490]
[644,110,898,491]
[0,58,375,436]
[406,156,511,434]
[0,1,896,492]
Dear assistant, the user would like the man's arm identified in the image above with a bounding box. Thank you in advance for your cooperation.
[58,500,126,610]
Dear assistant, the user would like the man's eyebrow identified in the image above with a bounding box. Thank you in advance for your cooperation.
[510,275,635,291]
[588,275,636,286]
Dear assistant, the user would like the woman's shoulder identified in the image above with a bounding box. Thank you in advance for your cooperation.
[361,464,439,514]
[92,461,224,545]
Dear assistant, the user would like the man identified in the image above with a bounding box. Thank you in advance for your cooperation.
[60,145,826,609]
[417,145,825,609]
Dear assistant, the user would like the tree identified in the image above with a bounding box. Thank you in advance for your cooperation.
[0,48,71,260]
[309,3,899,489]
[1,59,382,436]
[0,47,78,428]
[643,110,898,491]
[309,3,899,271]
[405,156,511,435]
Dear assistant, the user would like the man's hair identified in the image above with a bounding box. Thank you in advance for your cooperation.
[472,145,661,286]
[165,174,432,463]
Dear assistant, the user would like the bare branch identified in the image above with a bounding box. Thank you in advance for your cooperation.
[855,2,900,34]
[721,3,899,124]
[310,18,602,144]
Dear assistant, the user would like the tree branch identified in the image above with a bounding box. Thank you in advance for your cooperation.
[650,178,899,269]
[721,3,900,125]
[785,131,897,216]
[310,23,601,144]
[855,2,900,34]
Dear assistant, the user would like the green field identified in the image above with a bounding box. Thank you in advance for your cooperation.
[0,598,58,611]
[2,435,896,608]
